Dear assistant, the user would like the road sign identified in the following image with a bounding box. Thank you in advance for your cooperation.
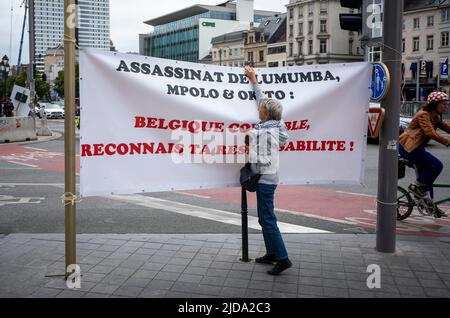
[370,62,390,102]
[368,106,385,138]
[441,58,448,79]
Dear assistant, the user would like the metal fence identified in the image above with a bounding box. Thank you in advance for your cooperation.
[400,102,450,122]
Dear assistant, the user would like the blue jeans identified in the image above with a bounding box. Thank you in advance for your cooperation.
[399,143,443,198]
[256,183,288,261]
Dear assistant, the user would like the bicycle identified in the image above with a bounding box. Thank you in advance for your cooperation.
[396,157,450,220]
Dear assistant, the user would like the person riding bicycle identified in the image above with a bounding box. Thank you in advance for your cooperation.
[399,91,450,218]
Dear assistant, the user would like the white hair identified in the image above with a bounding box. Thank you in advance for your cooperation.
[261,98,283,121]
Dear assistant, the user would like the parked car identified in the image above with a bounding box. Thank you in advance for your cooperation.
[42,103,64,119]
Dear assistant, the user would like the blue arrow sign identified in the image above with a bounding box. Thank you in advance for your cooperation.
[441,59,448,78]
[371,63,390,103]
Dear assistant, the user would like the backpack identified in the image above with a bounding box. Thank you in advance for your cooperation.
[240,162,261,192]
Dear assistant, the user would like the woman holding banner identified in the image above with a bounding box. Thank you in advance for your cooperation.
[244,66,292,275]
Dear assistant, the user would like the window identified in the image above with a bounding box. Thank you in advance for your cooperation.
[213,51,217,59]
[320,20,327,33]
[289,43,293,57]
[442,31,449,47]
[427,16,434,27]
[442,8,450,22]
[259,50,264,62]
[308,40,313,55]
[308,21,313,34]
[298,41,303,55]
[413,37,420,51]
[413,17,420,29]
[289,8,293,19]
[402,19,405,30]
[320,1,328,13]
[308,3,314,15]
[299,23,303,36]
[402,38,405,53]
[427,35,434,50]
[289,25,293,36]
[349,39,353,55]
[320,40,327,53]
[248,51,254,62]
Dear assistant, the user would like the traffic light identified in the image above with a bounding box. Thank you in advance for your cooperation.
[339,0,363,32]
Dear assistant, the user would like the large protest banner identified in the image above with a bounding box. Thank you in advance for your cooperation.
[79,49,370,197]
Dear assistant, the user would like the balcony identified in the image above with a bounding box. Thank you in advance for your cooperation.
[317,32,330,40]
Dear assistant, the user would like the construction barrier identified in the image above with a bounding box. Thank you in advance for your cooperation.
[0,117,37,143]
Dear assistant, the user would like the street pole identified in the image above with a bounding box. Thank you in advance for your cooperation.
[416,57,420,103]
[376,0,403,253]
[27,0,34,103]
[437,62,441,90]
[64,0,77,279]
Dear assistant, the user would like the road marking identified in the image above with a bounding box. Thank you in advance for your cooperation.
[276,208,357,225]
[7,161,39,168]
[0,183,65,187]
[177,192,211,199]
[336,191,376,198]
[109,194,331,234]
[0,194,45,206]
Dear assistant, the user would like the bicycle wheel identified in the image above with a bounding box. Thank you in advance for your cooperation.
[397,186,414,220]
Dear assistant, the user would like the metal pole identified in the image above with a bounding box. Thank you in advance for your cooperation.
[240,187,250,262]
[416,57,420,102]
[27,0,34,103]
[64,0,77,278]
[376,0,403,253]
[437,62,441,90]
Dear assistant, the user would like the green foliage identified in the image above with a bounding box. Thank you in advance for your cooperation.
[54,62,79,98]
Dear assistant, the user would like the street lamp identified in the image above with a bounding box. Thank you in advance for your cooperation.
[0,55,10,100]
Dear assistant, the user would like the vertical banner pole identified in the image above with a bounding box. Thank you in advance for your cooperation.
[64,0,77,279]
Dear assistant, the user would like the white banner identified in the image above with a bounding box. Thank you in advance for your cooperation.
[80,49,370,197]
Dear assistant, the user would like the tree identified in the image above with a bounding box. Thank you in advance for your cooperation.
[34,74,51,101]
[54,62,79,98]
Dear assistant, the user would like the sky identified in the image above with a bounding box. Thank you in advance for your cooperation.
[0,0,288,67]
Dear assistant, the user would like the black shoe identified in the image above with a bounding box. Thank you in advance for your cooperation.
[267,259,292,275]
[434,206,448,218]
[408,183,428,198]
[255,254,276,265]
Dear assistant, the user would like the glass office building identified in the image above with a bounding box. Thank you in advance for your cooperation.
[140,0,278,63]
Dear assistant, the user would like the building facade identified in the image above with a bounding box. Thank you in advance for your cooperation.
[402,0,450,100]
[44,47,80,85]
[139,0,279,63]
[245,14,287,68]
[285,0,363,65]
[210,14,286,68]
[211,30,247,66]
[34,0,110,73]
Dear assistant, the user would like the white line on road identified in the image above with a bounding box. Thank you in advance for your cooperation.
[177,191,211,199]
[276,208,357,225]
[109,194,331,234]
[336,191,376,198]
[0,183,64,187]
[7,161,40,168]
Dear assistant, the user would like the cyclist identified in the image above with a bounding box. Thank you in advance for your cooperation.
[399,91,450,218]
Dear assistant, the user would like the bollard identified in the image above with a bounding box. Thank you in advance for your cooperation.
[240,187,251,262]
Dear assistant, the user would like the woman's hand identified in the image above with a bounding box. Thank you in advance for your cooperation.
[245,66,257,85]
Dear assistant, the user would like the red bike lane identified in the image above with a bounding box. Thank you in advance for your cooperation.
[0,144,80,173]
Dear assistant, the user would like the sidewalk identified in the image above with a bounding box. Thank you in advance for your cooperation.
[0,233,449,298]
